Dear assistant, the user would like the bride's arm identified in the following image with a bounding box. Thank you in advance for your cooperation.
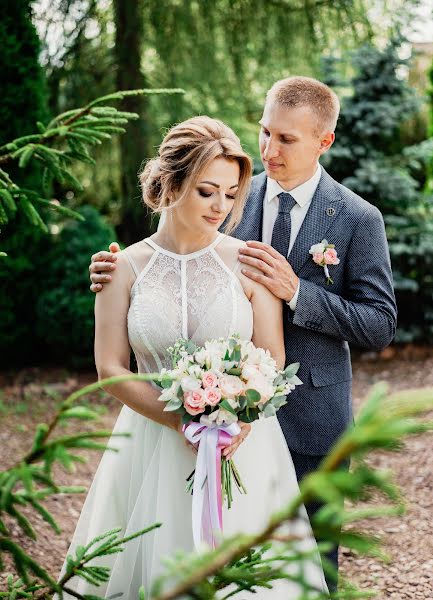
[248,277,286,370]
[94,253,180,432]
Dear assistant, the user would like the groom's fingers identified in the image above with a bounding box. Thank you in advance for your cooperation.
[238,254,273,276]
[239,244,280,268]
[244,240,283,261]
[241,269,272,288]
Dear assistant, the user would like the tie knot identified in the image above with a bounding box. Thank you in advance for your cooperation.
[278,192,297,214]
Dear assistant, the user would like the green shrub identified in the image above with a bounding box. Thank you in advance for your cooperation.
[323,39,433,344]
[35,205,117,367]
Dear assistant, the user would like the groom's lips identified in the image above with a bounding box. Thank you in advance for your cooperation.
[264,160,283,171]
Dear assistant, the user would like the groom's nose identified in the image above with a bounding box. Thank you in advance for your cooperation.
[263,137,279,160]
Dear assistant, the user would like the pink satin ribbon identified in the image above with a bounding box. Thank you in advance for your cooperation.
[183,417,240,549]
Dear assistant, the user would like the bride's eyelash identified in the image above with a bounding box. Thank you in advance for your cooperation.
[198,189,236,201]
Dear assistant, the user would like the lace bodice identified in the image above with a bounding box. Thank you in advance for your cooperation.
[124,233,253,374]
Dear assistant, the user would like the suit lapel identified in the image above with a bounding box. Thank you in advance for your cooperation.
[288,169,344,274]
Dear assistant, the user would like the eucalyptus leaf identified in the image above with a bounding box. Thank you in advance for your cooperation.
[163,398,183,412]
[263,403,276,418]
[245,389,261,407]
[219,399,237,415]
[271,395,287,409]
[284,362,300,378]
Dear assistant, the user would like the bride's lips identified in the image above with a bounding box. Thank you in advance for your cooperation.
[203,216,221,224]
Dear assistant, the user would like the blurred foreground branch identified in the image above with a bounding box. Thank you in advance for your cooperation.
[1,381,432,598]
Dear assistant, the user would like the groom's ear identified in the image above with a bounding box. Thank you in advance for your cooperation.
[318,131,335,155]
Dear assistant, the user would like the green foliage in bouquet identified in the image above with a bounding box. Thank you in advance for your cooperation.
[1,373,432,599]
[322,37,433,344]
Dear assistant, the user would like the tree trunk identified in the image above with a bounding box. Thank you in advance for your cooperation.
[113,0,154,245]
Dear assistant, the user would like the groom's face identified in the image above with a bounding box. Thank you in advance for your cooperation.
[259,101,333,189]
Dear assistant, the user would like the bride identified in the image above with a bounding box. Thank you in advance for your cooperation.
[58,116,328,598]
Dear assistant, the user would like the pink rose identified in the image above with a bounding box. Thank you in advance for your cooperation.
[312,252,324,265]
[202,371,218,389]
[205,387,222,406]
[184,390,206,415]
[219,375,244,399]
[323,248,340,265]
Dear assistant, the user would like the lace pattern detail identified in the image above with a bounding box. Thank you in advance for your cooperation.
[127,236,253,375]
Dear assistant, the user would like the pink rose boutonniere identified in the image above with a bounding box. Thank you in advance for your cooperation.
[309,239,340,284]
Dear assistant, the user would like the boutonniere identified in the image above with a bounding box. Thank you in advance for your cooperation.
[309,239,340,285]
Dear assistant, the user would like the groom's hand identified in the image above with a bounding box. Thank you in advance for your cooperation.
[239,241,299,302]
[89,242,121,292]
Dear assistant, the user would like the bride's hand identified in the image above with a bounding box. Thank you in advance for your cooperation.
[223,422,251,460]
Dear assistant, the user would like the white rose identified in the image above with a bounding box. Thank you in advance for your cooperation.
[258,363,278,379]
[208,407,238,425]
[194,349,207,366]
[247,373,275,404]
[309,242,326,255]
[188,364,203,378]
[180,376,202,392]
[241,364,259,380]
[209,353,223,371]
[219,375,244,399]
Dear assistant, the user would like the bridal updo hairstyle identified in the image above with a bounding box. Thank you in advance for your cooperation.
[139,116,252,234]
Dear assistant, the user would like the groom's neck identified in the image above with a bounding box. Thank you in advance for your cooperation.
[274,163,319,192]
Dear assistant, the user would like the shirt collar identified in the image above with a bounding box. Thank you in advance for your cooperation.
[266,164,322,207]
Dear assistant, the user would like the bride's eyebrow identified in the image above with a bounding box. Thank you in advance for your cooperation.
[199,181,239,189]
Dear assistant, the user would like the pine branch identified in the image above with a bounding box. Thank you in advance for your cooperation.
[0,87,184,253]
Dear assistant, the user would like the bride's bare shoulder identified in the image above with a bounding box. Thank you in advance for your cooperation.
[121,239,154,267]
[218,234,248,257]
[108,240,154,286]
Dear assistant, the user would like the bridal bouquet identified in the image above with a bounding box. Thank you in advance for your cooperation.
[158,334,302,548]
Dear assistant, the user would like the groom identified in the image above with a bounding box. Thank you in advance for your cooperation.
[88,76,397,589]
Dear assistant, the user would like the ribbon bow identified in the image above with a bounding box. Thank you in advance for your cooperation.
[183,415,240,549]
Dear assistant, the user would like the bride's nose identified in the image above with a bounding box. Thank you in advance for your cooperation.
[211,192,227,214]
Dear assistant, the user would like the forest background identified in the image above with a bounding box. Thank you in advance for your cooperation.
[1,0,433,367]
[1,1,433,598]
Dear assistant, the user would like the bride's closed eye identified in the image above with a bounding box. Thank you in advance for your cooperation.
[198,189,236,200]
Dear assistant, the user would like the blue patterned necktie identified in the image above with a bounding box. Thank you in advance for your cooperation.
[271,192,297,259]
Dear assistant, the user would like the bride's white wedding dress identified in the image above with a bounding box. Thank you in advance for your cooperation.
[59,233,328,599]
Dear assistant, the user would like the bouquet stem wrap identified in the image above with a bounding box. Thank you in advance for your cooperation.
[183,416,240,549]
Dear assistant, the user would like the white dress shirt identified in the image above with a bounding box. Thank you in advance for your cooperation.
[262,164,322,310]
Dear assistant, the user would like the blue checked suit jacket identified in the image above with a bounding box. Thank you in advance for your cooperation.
[229,168,397,455]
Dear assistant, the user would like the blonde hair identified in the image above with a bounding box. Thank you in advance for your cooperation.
[139,116,252,234]
[266,76,340,134]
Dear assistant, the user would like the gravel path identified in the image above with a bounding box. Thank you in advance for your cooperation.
[1,349,433,597]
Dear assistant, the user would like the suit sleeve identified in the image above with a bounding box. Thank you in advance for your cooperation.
[291,205,397,350]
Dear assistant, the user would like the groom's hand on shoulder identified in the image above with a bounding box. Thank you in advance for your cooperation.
[89,242,121,292]
[239,241,299,302]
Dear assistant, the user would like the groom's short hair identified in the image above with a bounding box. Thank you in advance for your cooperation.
[266,76,340,135]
